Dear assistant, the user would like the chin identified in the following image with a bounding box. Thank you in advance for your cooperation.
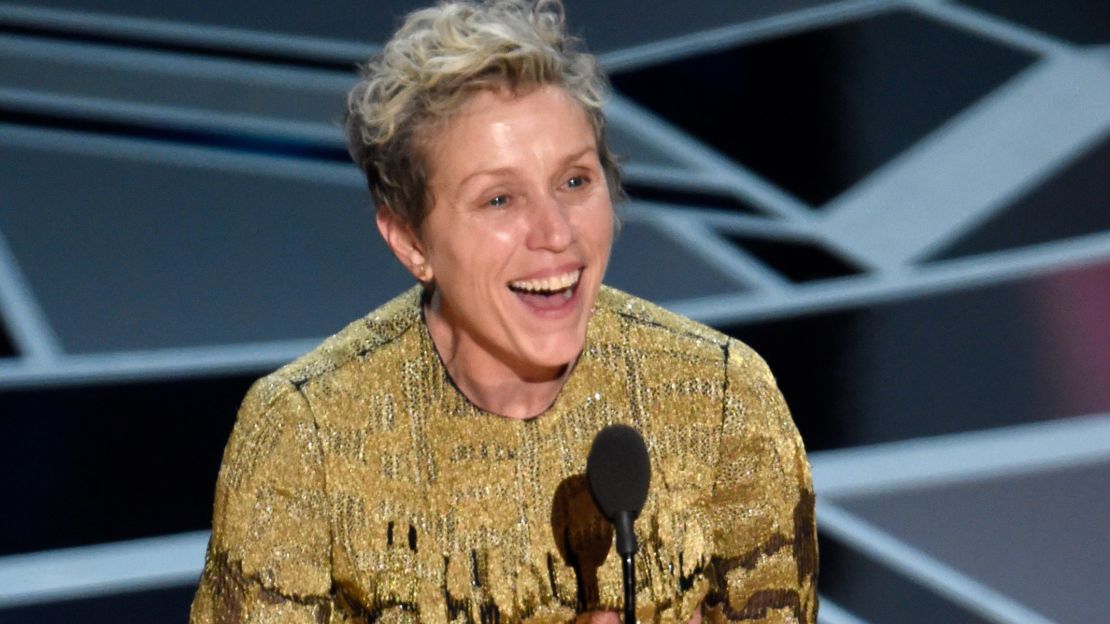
[520,333,586,373]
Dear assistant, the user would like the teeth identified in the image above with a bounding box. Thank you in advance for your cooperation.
[510,270,581,293]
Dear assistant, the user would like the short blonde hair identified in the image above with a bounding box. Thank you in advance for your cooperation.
[345,0,622,227]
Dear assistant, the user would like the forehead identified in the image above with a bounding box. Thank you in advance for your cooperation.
[422,85,597,176]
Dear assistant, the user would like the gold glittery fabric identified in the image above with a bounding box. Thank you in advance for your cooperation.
[190,285,818,623]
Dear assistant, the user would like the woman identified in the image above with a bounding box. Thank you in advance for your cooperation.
[190,1,817,622]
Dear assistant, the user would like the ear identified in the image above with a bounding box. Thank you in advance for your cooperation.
[376,207,433,282]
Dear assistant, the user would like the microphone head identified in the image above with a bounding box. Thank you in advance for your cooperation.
[586,424,651,522]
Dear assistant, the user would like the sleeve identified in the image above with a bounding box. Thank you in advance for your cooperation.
[190,375,351,624]
[701,340,818,623]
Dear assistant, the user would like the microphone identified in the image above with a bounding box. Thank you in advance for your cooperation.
[586,424,650,623]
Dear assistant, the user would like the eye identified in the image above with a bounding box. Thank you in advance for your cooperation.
[486,194,509,208]
[565,175,590,189]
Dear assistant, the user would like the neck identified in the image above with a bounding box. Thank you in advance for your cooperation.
[423,296,574,420]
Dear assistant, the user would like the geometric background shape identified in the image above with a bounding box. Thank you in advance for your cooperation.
[0,133,402,353]
[0,372,250,555]
[958,0,1110,46]
[835,460,1110,624]
[927,134,1110,261]
[722,259,1110,452]
[818,533,994,624]
[608,217,750,300]
[611,10,1036,206]
[0,316,14,357]
[724,232,863,282]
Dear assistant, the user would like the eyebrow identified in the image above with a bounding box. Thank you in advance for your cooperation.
[558,145,598,167]
[454,145,598,191]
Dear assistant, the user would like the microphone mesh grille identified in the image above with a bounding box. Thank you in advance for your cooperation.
[586,424,651,520]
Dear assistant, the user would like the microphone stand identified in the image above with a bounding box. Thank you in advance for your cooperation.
[615,510,637,623]
[621,552,635,624]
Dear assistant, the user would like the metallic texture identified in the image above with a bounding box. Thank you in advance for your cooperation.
[190,286,817,623]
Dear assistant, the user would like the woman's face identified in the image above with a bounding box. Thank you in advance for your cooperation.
[389,85,614,381]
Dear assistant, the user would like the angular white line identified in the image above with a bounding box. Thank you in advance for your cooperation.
[818,598,872,624]
[645,210,789,291]
[620,160,817,229]
[671,229,1110,325]
[0,122,363,186]
[621,164,744,198]
[0,531,851,621]
[0,3,375,64]
[0,338,319,390]
[821,54,1110,268]
[626,200,811,238]
[0,87,343,145]
[0,227,62,359]
[0,32,356,87]
[600,0,895,73]
[818,500,1055,624]
[0,531,209,608]
[606,95,817,221]
[811,413,1110,498]
[907,0,1074,57]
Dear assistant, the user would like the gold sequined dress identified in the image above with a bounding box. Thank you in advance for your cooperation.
[190,286,818,623]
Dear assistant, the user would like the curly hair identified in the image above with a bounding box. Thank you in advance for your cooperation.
[345,0,622,228]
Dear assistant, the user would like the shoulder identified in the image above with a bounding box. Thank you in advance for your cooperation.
[592,285,764,368]
[219,284,424,488]
[263,285,424,390]
[592,286,788,423]
[594,285,728,348]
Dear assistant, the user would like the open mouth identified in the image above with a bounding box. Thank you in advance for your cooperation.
[508,269,581,307]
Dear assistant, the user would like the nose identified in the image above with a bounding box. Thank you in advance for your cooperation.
[525,193,574,252]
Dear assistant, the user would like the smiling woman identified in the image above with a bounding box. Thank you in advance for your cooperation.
[189,1,817,623]
[383,85,614,419]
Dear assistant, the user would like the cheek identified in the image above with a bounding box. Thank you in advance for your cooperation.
[581,203,615,251]
[489,226,518,247]
[450,223,526,285]
[477,216,532,261]
[429,218,510,261]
